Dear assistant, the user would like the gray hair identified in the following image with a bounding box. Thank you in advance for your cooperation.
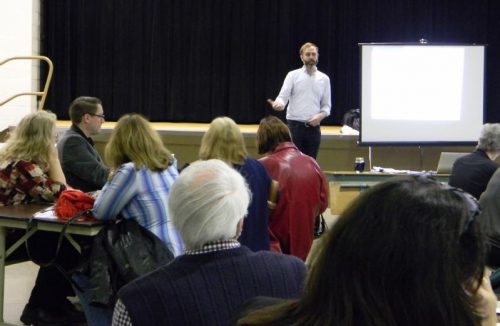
[477,123,500,152]
[168,159,251,250]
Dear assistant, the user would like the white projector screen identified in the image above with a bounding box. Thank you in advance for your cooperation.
[360,43,485,145]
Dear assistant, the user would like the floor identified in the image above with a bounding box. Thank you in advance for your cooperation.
[2,261,37,326]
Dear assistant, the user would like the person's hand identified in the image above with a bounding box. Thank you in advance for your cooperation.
[267,99,284,111]
[468,273,497,326]
[307,112,327,127]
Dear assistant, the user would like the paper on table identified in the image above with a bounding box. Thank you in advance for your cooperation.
[33,205,58,220]
[371,166,425,175]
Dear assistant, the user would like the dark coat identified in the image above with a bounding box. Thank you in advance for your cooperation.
[57,125,110,192]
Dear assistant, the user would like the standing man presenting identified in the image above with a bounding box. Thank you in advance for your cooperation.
[57,96,110,192]
[268,42,332,159]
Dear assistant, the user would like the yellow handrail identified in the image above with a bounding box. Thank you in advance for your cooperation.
[0,55,54,111]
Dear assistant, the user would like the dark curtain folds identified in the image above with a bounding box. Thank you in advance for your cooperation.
[41,0,500,124]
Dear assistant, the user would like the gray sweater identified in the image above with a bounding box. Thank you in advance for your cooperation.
[479,167,500,246]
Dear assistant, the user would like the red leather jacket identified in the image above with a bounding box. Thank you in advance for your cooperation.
[259,142,328,261]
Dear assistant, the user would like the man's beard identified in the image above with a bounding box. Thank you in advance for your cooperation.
[305,59,317,66]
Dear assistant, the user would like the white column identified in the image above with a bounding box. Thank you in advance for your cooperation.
[0,0,40,131]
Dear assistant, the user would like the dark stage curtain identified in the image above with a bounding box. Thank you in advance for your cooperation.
[41,0,500,124]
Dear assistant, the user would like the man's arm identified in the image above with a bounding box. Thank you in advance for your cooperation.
[268,71,294,111]
[58,135,110,189]
[320,75,332,117]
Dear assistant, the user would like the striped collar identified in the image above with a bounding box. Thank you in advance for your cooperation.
[184,239,241,255]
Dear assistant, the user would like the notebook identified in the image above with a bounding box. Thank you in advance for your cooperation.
[436,152,468,174]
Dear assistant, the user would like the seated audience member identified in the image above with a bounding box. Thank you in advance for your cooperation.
[479,168,500,267]
[76,113,184,325]
[57,96,110,192]
[237,176,496,326]
[256,116,328,261]
[199,116,273,251]
[113,159,306,326]
[449,123,500,199]
[92,113,183,254]
[0,111,84,325]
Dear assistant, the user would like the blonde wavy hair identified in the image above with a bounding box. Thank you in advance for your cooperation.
[0,110,57,171]
[105,114,174,171]
[199,117,248,166]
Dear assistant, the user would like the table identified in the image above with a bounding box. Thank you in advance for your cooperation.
[0,204,102,323]
[324,171,450,215]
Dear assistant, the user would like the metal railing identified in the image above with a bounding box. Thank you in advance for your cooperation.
[0,55,54,110]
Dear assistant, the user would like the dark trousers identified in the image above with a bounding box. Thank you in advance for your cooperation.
[7,230,81,310]
[287,120,321,159]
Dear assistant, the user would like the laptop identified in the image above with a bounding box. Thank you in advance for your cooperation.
[436,152,468,174]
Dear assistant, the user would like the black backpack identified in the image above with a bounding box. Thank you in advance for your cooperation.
[79,218,174,306]
[342,108,360,131]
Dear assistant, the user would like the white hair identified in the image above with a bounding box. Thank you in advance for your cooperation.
[168,159,251,249]
[477,123,500,152]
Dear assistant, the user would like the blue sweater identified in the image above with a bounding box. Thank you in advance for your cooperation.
[236,159,272,251]
[117,246,306,326]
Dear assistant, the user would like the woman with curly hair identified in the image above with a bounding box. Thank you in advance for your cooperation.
[0,110,66,205]
[0,111,84,325]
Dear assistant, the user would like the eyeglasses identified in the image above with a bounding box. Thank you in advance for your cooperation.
[416,174,480,233]
[89,113,105,119]
[447,186,481,233]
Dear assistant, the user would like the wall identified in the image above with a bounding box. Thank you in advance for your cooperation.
[91,131,477,172]
[0,0,40,131]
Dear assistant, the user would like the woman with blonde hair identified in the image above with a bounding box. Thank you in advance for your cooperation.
[199,117,273,251]
[0,111,85,325]
[76,113,184,325]
[0,110,66,204]
[93,113,183,255]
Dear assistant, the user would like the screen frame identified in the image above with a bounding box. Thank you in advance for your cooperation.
[358,42,486,147]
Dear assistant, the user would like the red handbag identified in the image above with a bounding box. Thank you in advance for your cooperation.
[54,189,96,220]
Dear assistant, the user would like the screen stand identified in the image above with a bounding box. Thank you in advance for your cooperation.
[368,146,373,171]
[418,146,424,171]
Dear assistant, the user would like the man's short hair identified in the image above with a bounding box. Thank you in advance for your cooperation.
[477,123,500,152]
[168,159,251,249]
[69,96,102,124]
[299,42,319,55]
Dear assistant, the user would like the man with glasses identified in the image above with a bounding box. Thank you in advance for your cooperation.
[57,96,110,192]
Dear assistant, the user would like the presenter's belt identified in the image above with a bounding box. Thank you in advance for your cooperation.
[287,119,319,128]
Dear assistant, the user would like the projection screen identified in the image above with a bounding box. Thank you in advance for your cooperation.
[359,43,485,145]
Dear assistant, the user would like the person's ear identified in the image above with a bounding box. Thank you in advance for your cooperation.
[235,219,244,239]
[82,113,91,123]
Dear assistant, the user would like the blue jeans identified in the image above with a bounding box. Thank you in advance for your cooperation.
[72,274,113,326]
[287,120,321,159]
